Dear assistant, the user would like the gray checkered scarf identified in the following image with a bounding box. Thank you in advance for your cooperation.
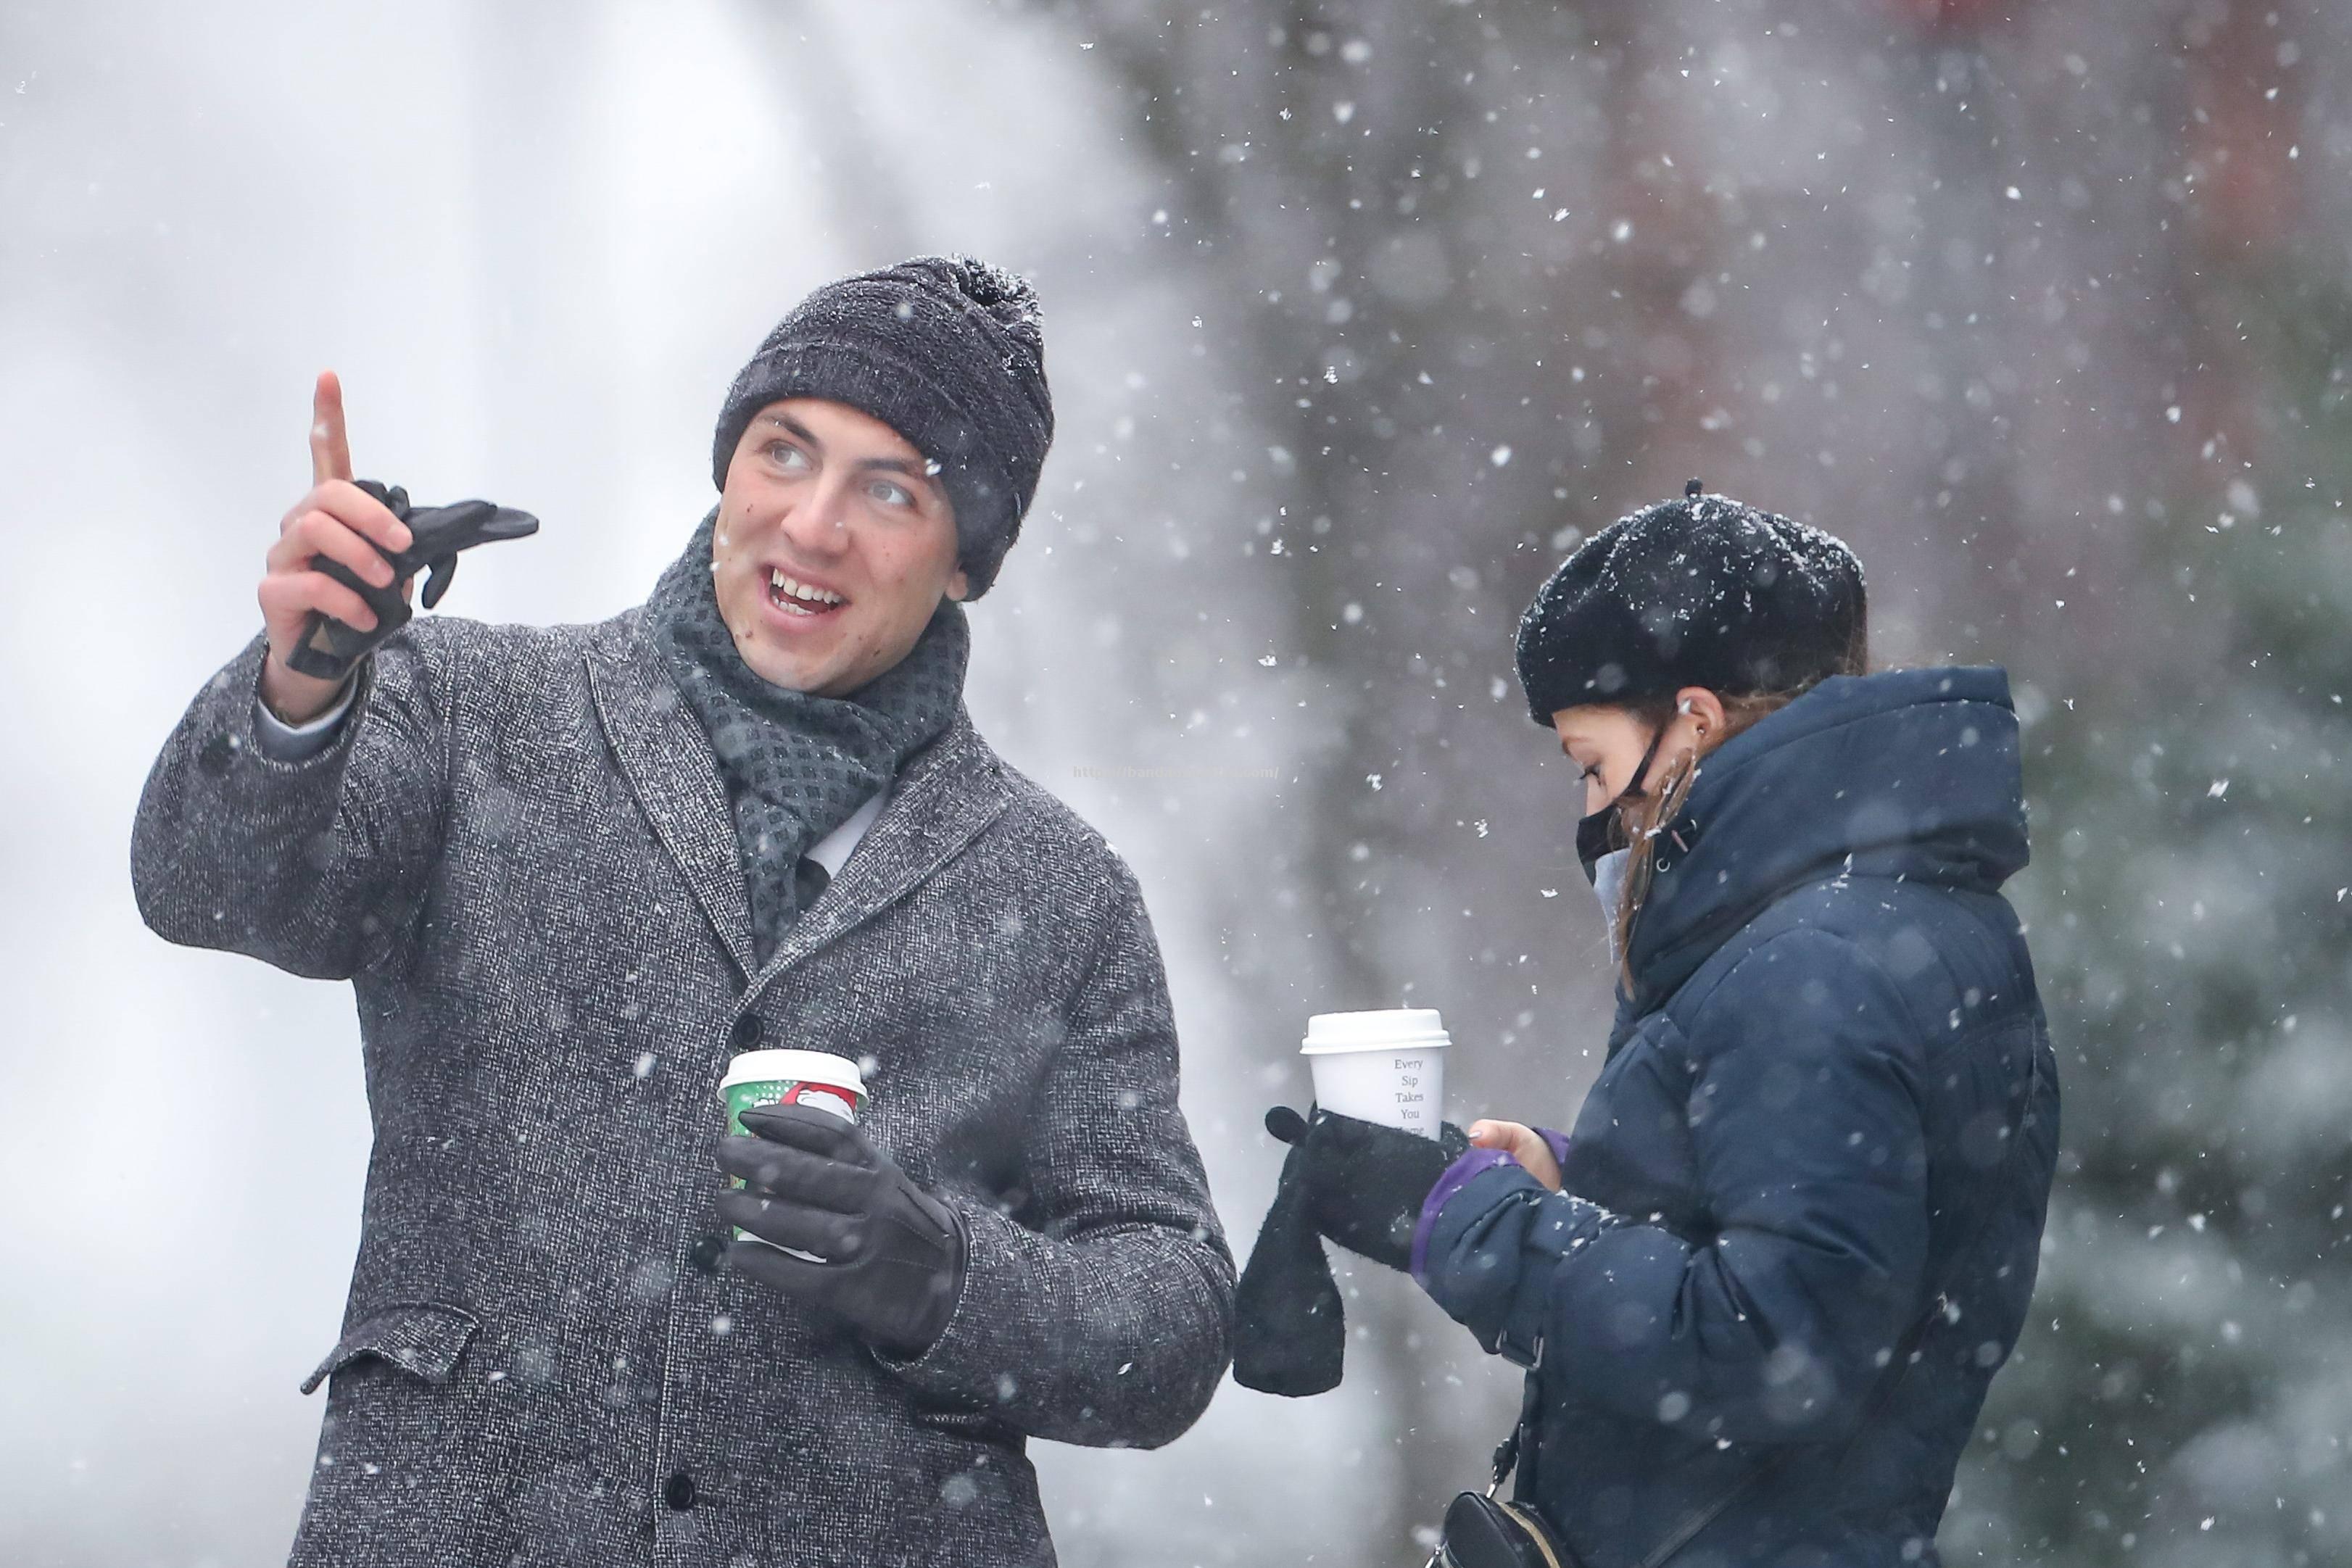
[647,510,969,963]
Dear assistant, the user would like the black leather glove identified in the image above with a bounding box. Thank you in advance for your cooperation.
[1272,1104,1467,1272]
[1233,1105,1467,1398]
[716,1103,966,1358]
[285,480,540,680]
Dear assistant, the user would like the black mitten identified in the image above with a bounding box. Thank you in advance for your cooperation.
[1288,1106,1468,1272]
[285,480,540,680]
[1232,1115,1346,1397]
[1232,1106,1469,1398]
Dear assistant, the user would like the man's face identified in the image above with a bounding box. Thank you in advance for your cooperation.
[713,398,967,697]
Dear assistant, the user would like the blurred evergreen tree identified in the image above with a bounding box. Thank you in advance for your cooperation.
[1963,263,2352,1567]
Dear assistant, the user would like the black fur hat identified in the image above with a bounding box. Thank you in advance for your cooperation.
[1515,481,1866,726]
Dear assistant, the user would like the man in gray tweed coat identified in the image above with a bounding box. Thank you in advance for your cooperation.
[131,257,1235,1567]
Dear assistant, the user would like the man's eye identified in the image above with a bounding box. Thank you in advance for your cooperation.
[767,442,811,470]
[870,480,913,507]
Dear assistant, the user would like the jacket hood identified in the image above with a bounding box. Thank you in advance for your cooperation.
[1623,665,2029,1010]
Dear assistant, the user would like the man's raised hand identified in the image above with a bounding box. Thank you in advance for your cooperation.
[256,371,413,723]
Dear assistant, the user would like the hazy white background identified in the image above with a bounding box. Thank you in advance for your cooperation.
[1,4,1463,1562]
[19,3,2348,1565]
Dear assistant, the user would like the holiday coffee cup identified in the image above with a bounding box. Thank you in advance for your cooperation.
[719,1048,867,1253]
[1300,1008,1449,1137]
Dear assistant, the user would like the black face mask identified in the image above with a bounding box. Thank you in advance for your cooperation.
[1575,723,1667,887]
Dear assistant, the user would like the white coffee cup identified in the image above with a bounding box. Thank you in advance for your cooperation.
[1300,1008,1449,1137]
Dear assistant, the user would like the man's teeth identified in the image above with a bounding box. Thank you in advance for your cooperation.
[769,568,844,607]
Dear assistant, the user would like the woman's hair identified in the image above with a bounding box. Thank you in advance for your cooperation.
[1609,607,1871,984]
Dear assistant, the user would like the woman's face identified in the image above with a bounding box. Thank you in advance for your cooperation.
[1551,689,1725,816]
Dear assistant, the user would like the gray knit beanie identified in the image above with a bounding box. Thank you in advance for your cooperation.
[711,255,1053,599]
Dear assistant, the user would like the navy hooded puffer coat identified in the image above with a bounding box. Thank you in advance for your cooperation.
[1416,666,2061,1568]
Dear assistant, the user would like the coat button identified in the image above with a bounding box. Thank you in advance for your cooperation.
[662,1471,696,1511]
[198,732,239,776]
[729,1013,763,1050]
[688,1233,728,1275]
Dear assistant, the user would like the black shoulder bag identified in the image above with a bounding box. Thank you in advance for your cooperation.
[1429,1344,1573,1568]
[1434,1042,2042,1568]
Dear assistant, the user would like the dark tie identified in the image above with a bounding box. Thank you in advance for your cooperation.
[793,856,832,911]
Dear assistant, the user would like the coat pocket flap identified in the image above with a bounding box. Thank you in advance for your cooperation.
[301,1302,480,1395]
[911,1403,1024,1449]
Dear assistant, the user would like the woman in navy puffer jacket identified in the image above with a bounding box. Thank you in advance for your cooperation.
[1239,484,2059,1568]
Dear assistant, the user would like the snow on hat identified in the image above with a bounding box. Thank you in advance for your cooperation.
[1515,480,1867,726]
[711,255,1053,599]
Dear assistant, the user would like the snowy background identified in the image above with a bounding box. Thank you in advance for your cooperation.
[4,2,2350,1564]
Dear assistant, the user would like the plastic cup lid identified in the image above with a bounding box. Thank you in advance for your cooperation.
[1300,1008,1452,1055]
[718,1049,866,1098]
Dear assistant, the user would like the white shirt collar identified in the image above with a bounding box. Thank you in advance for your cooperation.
[808,788,887,880]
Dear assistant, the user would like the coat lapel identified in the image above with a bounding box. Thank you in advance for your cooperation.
[584,617,757,976]
[584,614,1012,992]
[748,710,1010,992]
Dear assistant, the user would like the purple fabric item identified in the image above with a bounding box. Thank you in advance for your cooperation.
[1410,1146,1517,1285]
[1536,1127,1572,1173]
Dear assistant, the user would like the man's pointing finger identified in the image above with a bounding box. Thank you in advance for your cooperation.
[310,370,353,486]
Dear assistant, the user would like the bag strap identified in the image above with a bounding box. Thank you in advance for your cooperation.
[1502,1356,1545,1506]
[1418,1349,1550,1568]
[1629,1038,2044,1568]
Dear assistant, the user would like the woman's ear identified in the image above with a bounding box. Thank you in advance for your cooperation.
[1676,686,1728,746]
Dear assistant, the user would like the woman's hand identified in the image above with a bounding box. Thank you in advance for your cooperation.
[1467,1119,1563,1192]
